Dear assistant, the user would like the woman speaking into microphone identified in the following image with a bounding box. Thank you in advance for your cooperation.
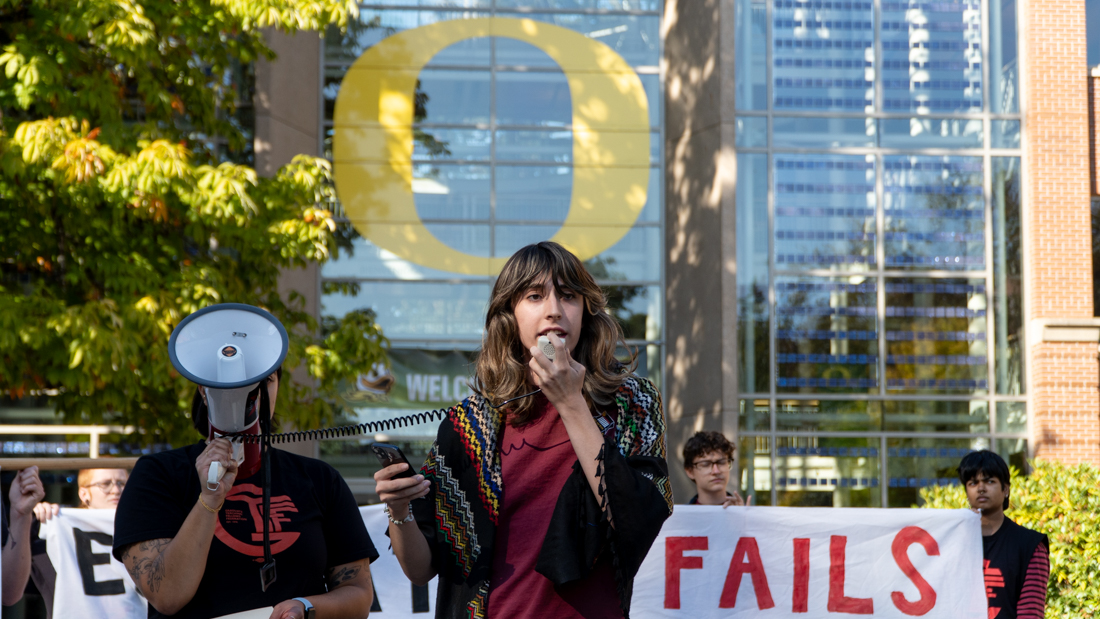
[375,241,673,618]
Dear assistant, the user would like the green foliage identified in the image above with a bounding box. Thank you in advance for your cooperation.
[0,0,388,445]
[919,460,1100,618]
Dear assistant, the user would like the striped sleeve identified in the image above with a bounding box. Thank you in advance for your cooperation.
[1016,542,1049,619]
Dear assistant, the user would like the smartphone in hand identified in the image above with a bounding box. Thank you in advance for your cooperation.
[371,443,416,478]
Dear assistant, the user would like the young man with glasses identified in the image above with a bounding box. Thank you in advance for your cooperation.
[30,468,130,619]
[682,431,751,506]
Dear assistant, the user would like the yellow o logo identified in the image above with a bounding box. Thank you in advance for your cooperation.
[333,17,651,276]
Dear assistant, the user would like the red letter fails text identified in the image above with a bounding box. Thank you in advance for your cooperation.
[890,526,939,616]
[828,535,873,614]
[719,537,776,609]
[665,537,707,609]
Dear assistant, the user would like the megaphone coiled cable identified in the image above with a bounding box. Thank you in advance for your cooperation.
[223,389,543,445]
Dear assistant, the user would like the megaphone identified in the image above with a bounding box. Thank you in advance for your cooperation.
[169,303,289,486]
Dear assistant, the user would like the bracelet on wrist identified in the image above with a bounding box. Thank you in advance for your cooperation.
[383,504,415,525]
[199,495,223,514]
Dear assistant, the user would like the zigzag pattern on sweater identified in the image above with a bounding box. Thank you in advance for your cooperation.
[449,397,503,523]
[426,452,481,578]
[613,376,673,512]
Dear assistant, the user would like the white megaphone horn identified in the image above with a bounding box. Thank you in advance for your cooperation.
[168,303,289,489]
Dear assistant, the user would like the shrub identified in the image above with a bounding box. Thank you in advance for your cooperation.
[919,460,1100,618]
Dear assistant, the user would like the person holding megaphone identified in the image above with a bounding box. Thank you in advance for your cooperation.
[113,305,380,619]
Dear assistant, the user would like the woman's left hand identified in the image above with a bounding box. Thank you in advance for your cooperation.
[528,335,586,409]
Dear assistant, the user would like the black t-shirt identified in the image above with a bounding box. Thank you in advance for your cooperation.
[983,517,1048,619]
[112,443,379,619]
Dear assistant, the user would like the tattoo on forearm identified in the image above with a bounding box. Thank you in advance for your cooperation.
[122,538,171,595]
[326,564,362,587]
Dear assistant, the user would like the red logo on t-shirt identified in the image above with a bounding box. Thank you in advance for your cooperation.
[983,560,1003,619]
[214,483,300,558]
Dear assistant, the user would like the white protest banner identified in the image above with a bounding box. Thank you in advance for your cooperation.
[40,508,147,619]
[633,506,985,618]
[41,506,984,619]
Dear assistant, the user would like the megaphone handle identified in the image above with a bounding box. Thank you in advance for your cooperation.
[208,461,225,491]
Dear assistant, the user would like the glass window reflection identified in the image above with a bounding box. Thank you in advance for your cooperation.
[774,154,876,272]
[772,0,875,112]
[887,437,985,507]
[776,399,881,432]
[993,157,1024,395]
[773,117,875,148]
[884,278,989,394]
[495,71,571,127]
[735,0,767,110]
[417,69,491,125]
[884,156,985,270]
[776,437,881,507]
[323,282,491,341]
[740,436,772,505]
[882,400,989,433]
[995,401,1026,433]
[737,153,768,393]
[881,1,983,114]
[413,164,491,221]
[775,277,879,394]
[879,118,983,149]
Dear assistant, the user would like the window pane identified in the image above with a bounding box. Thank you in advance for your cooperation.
[737,153,769,393]
[989,0,1019,113]
[324,11,491,64]
[879,118,983,149]
[887,437,985,507]
[882,400,989,433]
[776,399,881,432]
[992,120,1021,149]
[995,401,1026,433]
[773,116,876,148]
[993,157,1024,394]
[775,155,876,272]
[495,130,572,163]
[413,128,492,162]
[514,14,660,67]
[413,164,491,221]
[773,0,874,112]
[418,69,491,124]
[495,71,571,127]
[776,277,879,394]
[421,223,491,257]
[881,1,983,113]
[323,281,490,340]
[884,156,984,270]
[884,278,989,394]
[322,233,488,281]
[740,436,772,505]
[601,284,661,340]
[495,166,571,222]
[994,438,1028,473]
[740,398,769,433]
[495,0,659,9]
[735,0,768,110]
[776,438,881,507]
[736,116,767,147]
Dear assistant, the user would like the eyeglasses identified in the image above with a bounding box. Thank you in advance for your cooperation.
[692,458,732,471]
[85,480,126,492]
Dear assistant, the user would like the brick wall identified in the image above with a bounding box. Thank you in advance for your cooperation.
[1025,0,1099,464]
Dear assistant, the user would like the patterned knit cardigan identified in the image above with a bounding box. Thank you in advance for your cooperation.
[409,375,673,619]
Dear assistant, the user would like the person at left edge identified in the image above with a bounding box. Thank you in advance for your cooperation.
[112,368,379,619]
[3,466,46,606]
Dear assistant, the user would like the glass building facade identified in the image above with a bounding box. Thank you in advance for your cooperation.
[735,0,1026,507]
[320,1,663,471]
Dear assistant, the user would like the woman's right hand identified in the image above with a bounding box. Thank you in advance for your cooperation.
[195,438,238,505]
[373,464,430,518]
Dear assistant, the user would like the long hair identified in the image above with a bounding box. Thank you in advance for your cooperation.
[475,242,635,426]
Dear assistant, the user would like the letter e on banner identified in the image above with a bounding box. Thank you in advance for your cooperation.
[73,528,125,596]
[890,526,940,616]
[718,537,775,610]
[665,537,707,609]
[828,535,873,614]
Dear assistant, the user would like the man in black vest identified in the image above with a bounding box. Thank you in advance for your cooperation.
[958,450,1048,619]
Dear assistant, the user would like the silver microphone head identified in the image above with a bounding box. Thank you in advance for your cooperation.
[537,335,556,361]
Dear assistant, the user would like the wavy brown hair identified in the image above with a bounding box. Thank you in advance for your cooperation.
[474,242,635,426]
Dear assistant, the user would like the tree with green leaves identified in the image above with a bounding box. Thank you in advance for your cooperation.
[0,0,388,445]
